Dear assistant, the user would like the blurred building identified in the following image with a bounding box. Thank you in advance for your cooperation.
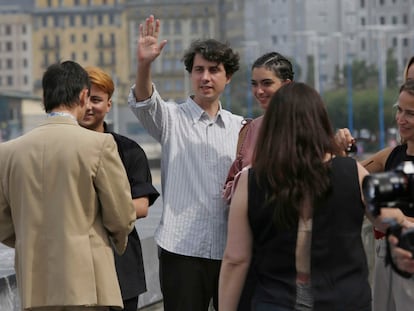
[0,0,413,108]
[0,1,33,93]
[31,0,130,104]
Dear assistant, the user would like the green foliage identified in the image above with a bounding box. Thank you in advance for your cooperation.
[386,48,399,88]
[306,55,315,87]
[324,87,399,151]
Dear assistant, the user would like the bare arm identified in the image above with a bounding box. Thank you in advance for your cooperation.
[360,146,394,173]
[219,171,252,311]
[134,15,167,101]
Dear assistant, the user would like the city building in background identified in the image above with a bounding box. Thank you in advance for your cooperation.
[0,0,414,149]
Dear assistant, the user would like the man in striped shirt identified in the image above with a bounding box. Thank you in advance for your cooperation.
[128,15,243,311]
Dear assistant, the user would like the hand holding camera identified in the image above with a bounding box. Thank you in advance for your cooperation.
[362,161,414,277]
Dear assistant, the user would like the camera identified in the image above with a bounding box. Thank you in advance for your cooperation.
[362,161,414,256]
[362,161,414,217]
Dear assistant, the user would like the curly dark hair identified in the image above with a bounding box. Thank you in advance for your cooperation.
[182,39,240,76]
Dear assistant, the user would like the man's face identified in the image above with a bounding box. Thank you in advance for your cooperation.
[190,53,231,107]
[79,84,111,132]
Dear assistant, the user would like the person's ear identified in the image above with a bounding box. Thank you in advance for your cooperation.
[79,88,89,107]
[107,98,112,113]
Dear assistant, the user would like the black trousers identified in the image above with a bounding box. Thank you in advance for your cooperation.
[159,247,221,311]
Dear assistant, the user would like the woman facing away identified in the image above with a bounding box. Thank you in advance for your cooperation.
[219,82,408,311]
[222,52,293,203]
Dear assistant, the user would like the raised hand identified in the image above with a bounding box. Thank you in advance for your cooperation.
[138,15,167,65]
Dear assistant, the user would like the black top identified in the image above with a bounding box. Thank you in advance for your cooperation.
[385,143,414,217]
[248,157,371,311]
[105,124,160,299]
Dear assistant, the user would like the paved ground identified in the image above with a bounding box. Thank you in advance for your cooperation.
[140,301,163,310]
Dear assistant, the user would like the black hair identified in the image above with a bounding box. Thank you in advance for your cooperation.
[42,60,90,113]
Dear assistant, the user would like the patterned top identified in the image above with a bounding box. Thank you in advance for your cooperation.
[128,85,243,259]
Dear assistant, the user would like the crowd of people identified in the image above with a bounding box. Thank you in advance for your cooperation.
[1,13,414,311]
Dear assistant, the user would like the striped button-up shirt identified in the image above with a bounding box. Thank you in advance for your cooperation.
[128,85,243,259]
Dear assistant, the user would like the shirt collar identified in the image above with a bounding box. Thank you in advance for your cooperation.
[185,96,226,127]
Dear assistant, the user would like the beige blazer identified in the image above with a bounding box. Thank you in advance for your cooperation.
[0,116,136,310]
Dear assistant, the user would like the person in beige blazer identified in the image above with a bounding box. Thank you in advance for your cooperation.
[0,61,136,311]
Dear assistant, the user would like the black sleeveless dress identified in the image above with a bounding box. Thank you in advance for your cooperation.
[248,157,371,311]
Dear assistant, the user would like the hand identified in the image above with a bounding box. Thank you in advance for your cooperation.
[374,207,408,233]
[334,128,355,155]
[138,15,167,65]
[389,234,414,274]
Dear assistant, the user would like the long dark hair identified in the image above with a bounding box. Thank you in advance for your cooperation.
[253,82,341,228]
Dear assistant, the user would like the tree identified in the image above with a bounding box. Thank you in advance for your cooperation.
[386,48,398,88]
[306,54,315,87]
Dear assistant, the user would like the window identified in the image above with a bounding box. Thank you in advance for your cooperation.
[111,33,115,46]
[361,38,366,51]
[403,14,408,24]
[83,51,88,61]
[42,16,48,27]
[99,33,104,45]
[175,80,184,92]
[43,54,49,67]
[392,37,397,46]
[6,42,12,52]
[202,19,209,33]
[403,38,409,47]
[379,0,385,5]
[71,52,76,61]
[360,0,365,7]
[7,76,13,86]
[163,20,170,35]
[71,34,76,43]
[22,25,26,34]
[392,16,397,24]
[81,15,87,26]
[69,15,75,26]
[23,75,28,85]
[164,80,172,91]
[99,51,104,64]
[23,59,28,68]
[361,17,366,26]
[174,20,181,34]
[191,20,198,33]
[97,14,103,25]
[163,59,172,71]
[6,59,12,69]
[380,16,385,24]
[83,33,88,43]
[174,40,182,53]
[272,35,278,45]
[22,41,27,51]
[5,25,11,35]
